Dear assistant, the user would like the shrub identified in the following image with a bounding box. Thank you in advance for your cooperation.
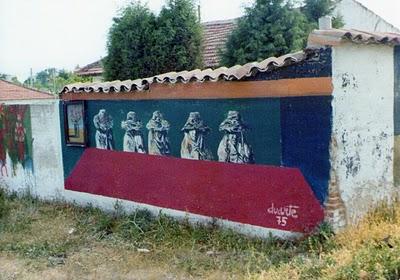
[0,187,10,219]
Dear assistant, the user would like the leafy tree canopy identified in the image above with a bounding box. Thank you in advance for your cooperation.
[302,0,344,29]
[221,0,343,67]
[23,68,91,94]
[0,73,22,85]
[156,0,203,74]
[103,3,157,81]
[104,0,202,81]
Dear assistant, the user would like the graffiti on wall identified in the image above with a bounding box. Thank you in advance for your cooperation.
[0,104,33,176]
[61,48,333,236]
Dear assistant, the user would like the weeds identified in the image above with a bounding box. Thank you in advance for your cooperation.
[0,188,9,218]
[300,222,337,254]
[1,193,400,279]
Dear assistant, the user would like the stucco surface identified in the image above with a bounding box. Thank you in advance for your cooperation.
[335,0,400,33]
[30,102,65,198]
[331,43,396,224]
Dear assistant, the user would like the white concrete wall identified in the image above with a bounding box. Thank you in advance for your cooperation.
[331,42,396,224]
[61,190,302,239]
[0,100,65,198]
[0,153,35,194]
[29,101,65,199]
[335,0,400,33]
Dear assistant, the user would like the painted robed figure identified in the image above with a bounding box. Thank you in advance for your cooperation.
[121,112,146,153]
[218,111,254,164]
[93,109,114,150]
[181,112,212,160]
[146,111,171,156]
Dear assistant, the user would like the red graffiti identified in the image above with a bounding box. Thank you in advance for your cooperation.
[0,104,30,176]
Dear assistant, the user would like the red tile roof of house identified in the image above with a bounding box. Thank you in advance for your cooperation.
[74,60,104,77]
[75,19,237,77]
[202,19,237,67]
[0,80,54,101]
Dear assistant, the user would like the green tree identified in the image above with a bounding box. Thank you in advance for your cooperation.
[103,0,203,81]
[156,0,203,73]
[103,2,157,81]
[0,73,22,85]
[302,0,344,28]
[221,0,343,67]
[23,69,91,94]
[221,0,310,67]
[10,76,22,85]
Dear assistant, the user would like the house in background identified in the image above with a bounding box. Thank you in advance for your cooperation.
[334,0,400,33]
[74,0,400,82]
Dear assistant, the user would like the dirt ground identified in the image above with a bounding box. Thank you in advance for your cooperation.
[0,247,195,280]
[2,195,400,280]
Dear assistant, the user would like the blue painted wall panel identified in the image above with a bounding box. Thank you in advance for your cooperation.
[280,96,332,203]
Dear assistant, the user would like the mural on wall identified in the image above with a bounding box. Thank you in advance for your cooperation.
[64,101,86,146]
[181,112,212,160]
[62,99,283,179]
[0,104,33,176]
[121,111,146,153]
[218,111,254,164]
[93,109,114,150]
[146,111,171,156]
[61,47,333,236]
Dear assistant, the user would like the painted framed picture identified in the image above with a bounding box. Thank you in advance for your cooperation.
[64,101,86,147]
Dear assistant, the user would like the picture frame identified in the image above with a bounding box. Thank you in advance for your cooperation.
[64,101,87,147]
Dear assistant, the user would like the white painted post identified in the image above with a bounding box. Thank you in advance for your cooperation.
[319,16,333,30]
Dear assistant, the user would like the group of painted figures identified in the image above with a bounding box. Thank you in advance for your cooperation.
[93,109,255,164]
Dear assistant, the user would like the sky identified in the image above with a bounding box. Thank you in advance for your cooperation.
[0,0,399,81]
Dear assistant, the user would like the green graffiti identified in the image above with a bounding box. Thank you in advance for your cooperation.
[0,104,33,176]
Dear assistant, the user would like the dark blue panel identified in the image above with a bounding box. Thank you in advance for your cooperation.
[281,96,332,204]
[394,46,400,135]
[248,48,332,81]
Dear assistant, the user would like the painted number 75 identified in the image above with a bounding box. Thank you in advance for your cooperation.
[276,216,287,227]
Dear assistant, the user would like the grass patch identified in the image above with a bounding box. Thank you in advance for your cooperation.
[1,192,400,279]
[0,188,10,218]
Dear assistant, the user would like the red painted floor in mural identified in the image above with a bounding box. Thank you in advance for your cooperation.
[65,148,324,233]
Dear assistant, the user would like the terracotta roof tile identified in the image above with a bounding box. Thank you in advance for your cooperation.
[75,60,103,76]
[62,50,306,94]
[308,28,400,47]
[0,80,54,101]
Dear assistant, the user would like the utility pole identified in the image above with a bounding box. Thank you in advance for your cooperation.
[197,1,201,23]
[52,70,56,94]
[30,68,33,88]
